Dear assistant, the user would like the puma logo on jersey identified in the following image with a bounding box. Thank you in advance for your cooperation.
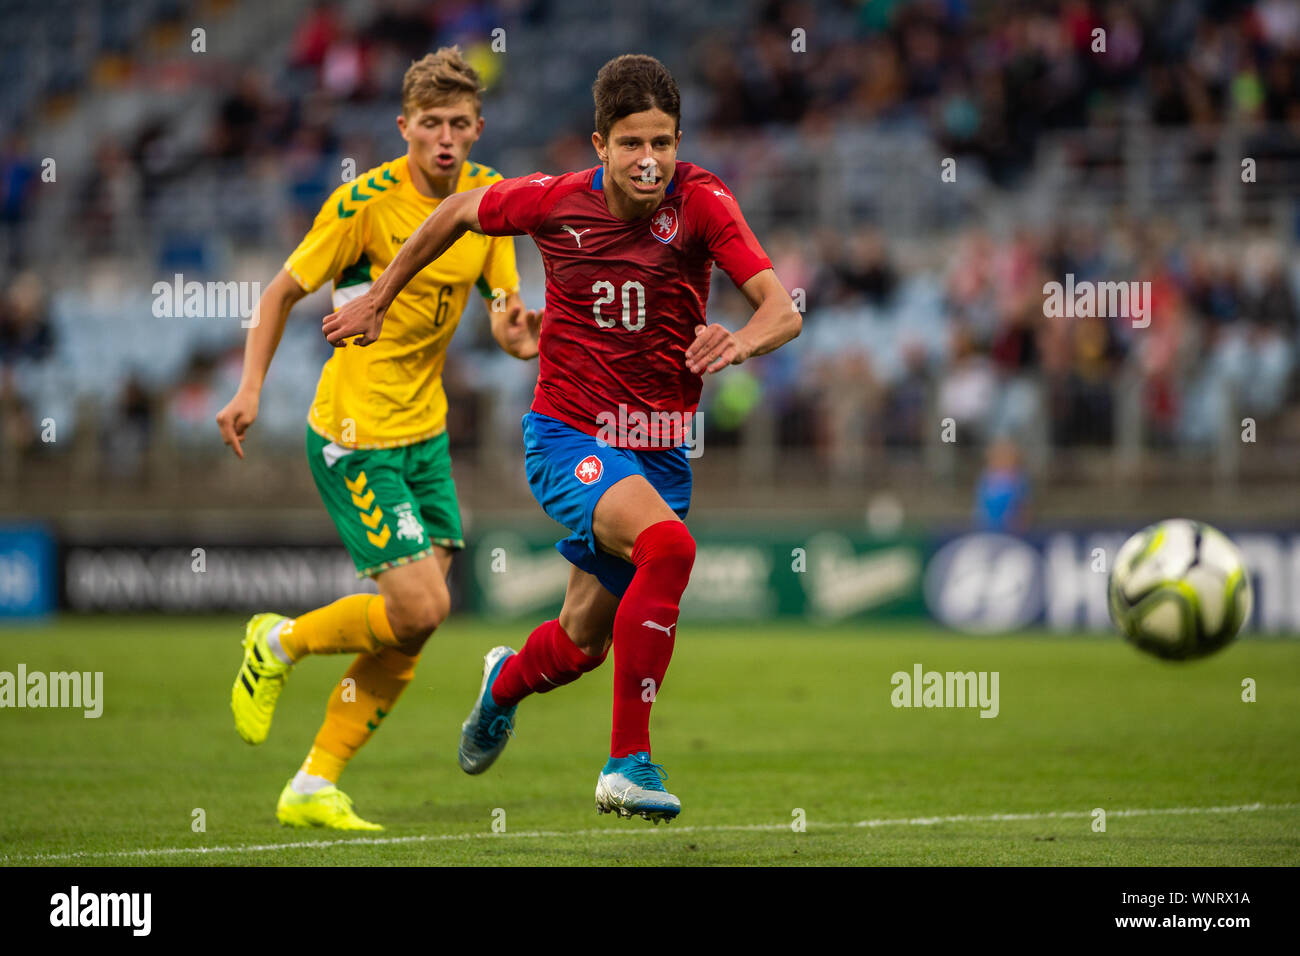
[712,189,732,200]
[562,225,591,247]
[530,176,553,185]
[642,620,676,637]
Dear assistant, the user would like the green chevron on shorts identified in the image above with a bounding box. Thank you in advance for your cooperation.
[306,425,463,578]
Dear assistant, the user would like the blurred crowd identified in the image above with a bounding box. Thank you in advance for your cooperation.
[758,221,1297,466]
[702,0,1300,184]
[2,0,1299,480]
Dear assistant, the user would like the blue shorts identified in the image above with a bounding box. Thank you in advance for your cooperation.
[522,411,692,598]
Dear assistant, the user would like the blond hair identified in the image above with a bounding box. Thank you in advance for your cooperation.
[402,46,483,116]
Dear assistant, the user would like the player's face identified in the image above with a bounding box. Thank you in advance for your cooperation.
[593,108,681,216]
[398,97,484,183]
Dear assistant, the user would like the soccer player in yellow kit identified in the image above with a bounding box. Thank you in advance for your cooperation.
[215,48,539,830]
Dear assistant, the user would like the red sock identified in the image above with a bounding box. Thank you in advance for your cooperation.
[610,520,696,758]
[491,619,606,708]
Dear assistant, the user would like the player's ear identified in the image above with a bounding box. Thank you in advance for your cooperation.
[396,113,409,141]
[591,131,607,163]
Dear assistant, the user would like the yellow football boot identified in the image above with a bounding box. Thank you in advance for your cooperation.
[275,781,384,831]
[231,613,292,745]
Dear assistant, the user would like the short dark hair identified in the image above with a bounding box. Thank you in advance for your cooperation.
[592,54,681,139]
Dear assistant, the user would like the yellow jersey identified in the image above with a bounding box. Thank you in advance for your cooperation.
[285,155,519,449]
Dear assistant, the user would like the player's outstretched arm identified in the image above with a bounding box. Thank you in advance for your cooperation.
[686,269,801,375]
[322,185,490,347]
[215,268,308,458]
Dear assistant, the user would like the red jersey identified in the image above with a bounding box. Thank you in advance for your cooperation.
[476,162,772,447]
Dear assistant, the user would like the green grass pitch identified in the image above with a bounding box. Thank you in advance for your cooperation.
[1,616,1297,866]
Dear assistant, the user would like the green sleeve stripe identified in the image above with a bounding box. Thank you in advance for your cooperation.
[475,276,494,299]
[337,254,373,289]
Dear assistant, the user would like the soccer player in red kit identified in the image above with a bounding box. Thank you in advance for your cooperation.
[324,54,801,821]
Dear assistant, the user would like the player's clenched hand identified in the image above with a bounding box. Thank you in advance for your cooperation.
[323,294,386,347]
[215,390,258,460]
[686,323,751,375]
[502,300,542,360]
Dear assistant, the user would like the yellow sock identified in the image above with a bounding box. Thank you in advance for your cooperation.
[300,646,420,783]
[279,594,395,661]
[300,744,347,784]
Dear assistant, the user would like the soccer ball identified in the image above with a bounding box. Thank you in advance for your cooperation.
[1108,519,1252,661]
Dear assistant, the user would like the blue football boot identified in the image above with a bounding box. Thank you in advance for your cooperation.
[458,646,517,774]
[595,752,681,823]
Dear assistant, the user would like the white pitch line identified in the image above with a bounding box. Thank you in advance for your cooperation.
[4,801,1296,864]
[852,802,1300,827]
